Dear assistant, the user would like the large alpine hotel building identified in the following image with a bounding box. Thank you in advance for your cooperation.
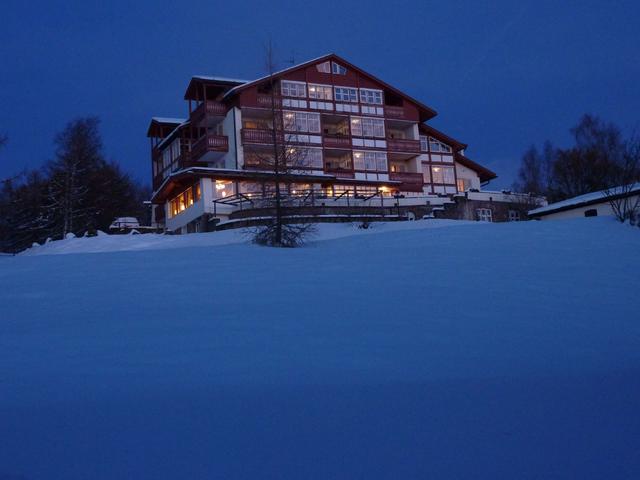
[148,54,520,232]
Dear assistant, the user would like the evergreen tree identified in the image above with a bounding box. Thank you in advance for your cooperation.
[45,117,106,237]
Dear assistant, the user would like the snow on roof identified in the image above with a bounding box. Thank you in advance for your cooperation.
[192,75,249,84]
[529,183,640,216]
[222,53,335,100]
[155,120,190,150]
[151,117,186,124]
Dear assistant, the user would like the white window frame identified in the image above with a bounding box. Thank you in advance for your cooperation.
[359,88,383,105]
[431,165,455,184]
[283,111,321,133]
[332,62,347,75]
[350,116,385,138]
[308,83,333,100]
[335,86,358,102]
[508,210,520,222]
[293,148,323,169]
[280,80,307,98]
[316,61,331,73]
[419,135,429,152]
[477,208,493,222]
[429,137,452,153]
[353,150,388,172]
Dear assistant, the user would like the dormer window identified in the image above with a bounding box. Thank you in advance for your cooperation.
[332,62,347,75]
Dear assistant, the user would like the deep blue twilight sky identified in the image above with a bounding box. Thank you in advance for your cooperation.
[1,0,639,188]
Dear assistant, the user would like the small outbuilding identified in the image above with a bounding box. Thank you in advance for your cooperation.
[529,184,640,220]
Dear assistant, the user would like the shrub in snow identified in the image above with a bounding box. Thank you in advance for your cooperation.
[128,229,140,235]
[96,230,108,237]
[45,237,52,243]
[248,222,316,248]
[65,232,76,240]
[31,242,39,248]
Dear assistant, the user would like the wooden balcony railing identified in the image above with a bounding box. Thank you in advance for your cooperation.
[386,138,421,153]
[325,167,355,179]
[190,134,228,161]
[257,94,282,107]
[241,128,281,144]
[190,101,227,124]
[389,171,424,192]
[323,134,351,149]
[384,105,407,119]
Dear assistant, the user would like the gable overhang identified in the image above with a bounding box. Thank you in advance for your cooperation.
[419,124,468,151]
[184,76,248,101]
[223,53,438,121]
[456,154,497,184]
[147,118,186,138]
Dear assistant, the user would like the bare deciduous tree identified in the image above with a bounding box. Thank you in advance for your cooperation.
[248,42,316,247]
[604,136,640,223]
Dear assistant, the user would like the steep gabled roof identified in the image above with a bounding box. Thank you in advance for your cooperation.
[147,117,186,137]
[184,76,248,100]
[529,183,640,217]
[223,53,438,120]
[456,154,497,184]
[419,124,468,151]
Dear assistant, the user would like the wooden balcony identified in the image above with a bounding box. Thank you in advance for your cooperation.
[190,134,228,161]
[389,171,424,192]
[325,167,355,179]
[190,101,227,125]
[387,138,421,153]
[241,128,280,144]
[384,105,407,119]
[256,94,282,108]
[323,134,351,149]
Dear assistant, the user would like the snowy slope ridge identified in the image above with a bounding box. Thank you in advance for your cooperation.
[1,218,640,479]
[21,219,473,256]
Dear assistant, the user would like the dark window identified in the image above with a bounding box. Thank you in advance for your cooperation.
[584,209,598,217]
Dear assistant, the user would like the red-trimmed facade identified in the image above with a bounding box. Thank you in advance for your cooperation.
[147,54,498,232]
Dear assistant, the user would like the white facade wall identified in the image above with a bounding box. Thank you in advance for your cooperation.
[535,197,639,220]
[455,162,481,190]
[232,107,245,168]
[222,108,240,169]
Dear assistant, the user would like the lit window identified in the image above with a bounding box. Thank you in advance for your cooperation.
[359,88,383,105]
[283,111,321,133]
[169,183,201,218]
[457,178,470,192]
[308,84,333,100]
[335,87,357,102]
[431,166,455,184]
[477,208,493,222]
[350,116,385,137]
[353,150,387,172]
[280,80,306,98]
[332,62,347,75]
[214,180,234,199]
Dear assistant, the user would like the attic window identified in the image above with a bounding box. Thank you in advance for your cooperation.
[429,137,452,153]
[332,62,347,75]
[316,61,331,73]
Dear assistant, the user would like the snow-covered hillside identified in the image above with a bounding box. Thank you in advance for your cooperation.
[1,218,639,479]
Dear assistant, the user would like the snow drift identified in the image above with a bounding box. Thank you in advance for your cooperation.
[1,218,639,479]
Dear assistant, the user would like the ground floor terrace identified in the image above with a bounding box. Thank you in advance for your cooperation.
[152,168,541,233]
